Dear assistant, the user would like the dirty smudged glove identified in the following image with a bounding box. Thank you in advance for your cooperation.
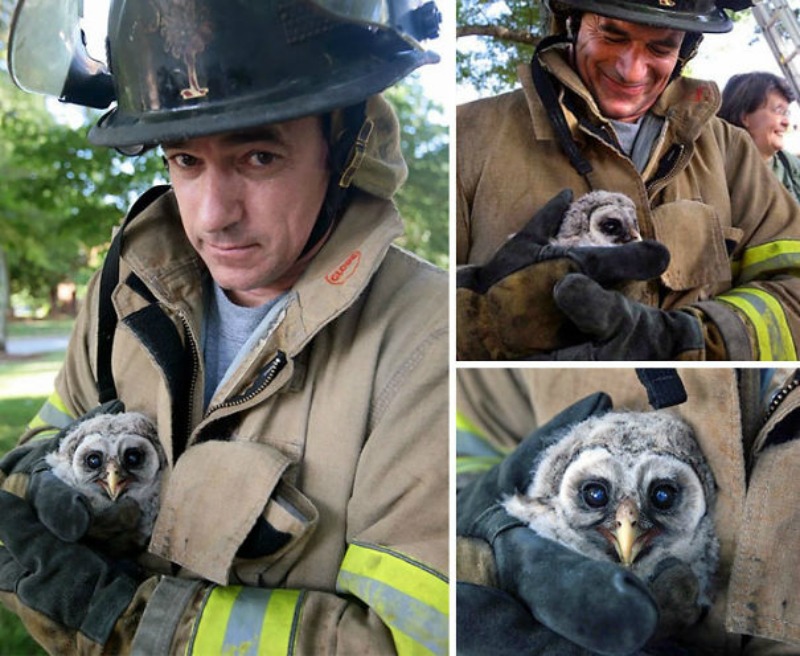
[457,583,591,656]
[646,558,705,646]
[457,189,670,360]
[457,393,659,656]
[0,485,139,652]
[535,273,705,360]
[0,400,144,652]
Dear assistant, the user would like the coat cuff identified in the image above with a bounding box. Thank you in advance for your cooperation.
[693,301,754,360]
[131,577,204,656]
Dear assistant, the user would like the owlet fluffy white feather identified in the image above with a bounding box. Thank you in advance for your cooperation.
[46,412,165,555]
[552,190,642,247]
[503,411,719,609]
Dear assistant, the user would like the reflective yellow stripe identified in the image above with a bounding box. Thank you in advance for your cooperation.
[261,590,300,656]
[456,410,508,460]
[455,411,484,439]
[191,587,239,655]
[27,392,73,431]
[336,543,448,655]
[190,586,301,656]
[456,455,503,476]
[717,289,797,360]
[734,240,800,284]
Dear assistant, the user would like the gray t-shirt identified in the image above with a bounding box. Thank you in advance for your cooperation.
[203,281,282,409]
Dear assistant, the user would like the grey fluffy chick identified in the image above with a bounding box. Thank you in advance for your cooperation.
[46,412,165,556]
[503,411,719,612]
[552,190,642,247]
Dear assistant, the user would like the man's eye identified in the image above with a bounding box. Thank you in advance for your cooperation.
[650,47,674,57]
[170,154,199,168]
[249,151,277,166]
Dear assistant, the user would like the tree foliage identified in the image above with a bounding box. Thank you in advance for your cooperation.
[385,80,449,269]
[457,0,547,96]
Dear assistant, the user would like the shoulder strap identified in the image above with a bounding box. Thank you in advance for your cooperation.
[96,185,172,402]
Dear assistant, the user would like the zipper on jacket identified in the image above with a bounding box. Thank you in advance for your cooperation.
[206,350,288,415]
[645,143,687,195]
[176,311,200,457]
[763,369,800,426]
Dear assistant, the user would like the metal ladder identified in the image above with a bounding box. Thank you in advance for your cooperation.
[752,0,800,98]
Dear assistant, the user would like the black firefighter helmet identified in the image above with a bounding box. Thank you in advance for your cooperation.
[547,0,737,34]
[8,0,441,151]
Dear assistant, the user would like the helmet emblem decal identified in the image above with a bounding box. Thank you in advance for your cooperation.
[658,0,677,6]
[150,0,213,100]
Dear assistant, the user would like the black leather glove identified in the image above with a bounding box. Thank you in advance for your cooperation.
[457,393,659,656]
[0,400,142,649]
[534,273,705,360]
[0,488,138,646]
[457,190,670,360]
[457,582,590,656]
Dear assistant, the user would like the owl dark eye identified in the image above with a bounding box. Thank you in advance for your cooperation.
[84,452,103,470]
[650,482,680,510]
[123,448,144,469]
[600,218,623,237]
[581,481,610,508]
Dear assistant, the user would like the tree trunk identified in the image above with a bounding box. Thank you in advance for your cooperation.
[0,248,8,354]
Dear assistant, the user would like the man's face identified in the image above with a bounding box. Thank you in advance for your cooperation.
[163,116,330,307]
[574,14,685,123]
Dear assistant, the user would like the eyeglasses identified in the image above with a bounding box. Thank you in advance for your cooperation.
[769,105,791,117]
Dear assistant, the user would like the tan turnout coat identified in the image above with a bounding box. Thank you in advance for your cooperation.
[457,43,800,359]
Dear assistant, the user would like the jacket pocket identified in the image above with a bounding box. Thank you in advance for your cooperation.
[232,479,318,587]
[726,439,800,644]
[149,440,317,586]
[650,200,731,291]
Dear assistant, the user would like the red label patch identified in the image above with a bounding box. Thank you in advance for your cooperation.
[325,250,361,285]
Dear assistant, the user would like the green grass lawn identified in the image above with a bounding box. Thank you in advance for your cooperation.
[7,319,75,339]
[0,351,62,656]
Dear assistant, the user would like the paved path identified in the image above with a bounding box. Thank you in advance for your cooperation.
[5,335,70,356]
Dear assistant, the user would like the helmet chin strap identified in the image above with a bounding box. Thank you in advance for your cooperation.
[673,32,703,79]
[298,101,370,259]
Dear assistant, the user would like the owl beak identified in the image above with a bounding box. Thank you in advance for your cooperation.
[612,498,643,567]
[103,461,127,500]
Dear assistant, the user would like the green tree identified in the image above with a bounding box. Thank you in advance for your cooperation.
[386,79,449,269]
[457,0,547,96]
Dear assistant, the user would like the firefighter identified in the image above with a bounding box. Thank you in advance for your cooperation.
[0,1,448,653]
[456,0,800,361]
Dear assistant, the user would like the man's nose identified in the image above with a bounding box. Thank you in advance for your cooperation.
[615,47,648,84]
[196,167,242,232]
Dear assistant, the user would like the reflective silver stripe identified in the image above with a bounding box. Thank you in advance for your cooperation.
[31,400,74,431]
[222,586,271,653]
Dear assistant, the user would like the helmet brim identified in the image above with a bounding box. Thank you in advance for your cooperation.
[552,0,732,34]
[88,50,437,151]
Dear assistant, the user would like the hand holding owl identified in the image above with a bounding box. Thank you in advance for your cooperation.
[0,407,164,650]
[456,189,670,360]
[457,393,660,655]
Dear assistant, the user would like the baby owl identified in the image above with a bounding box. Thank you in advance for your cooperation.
[552,190,642,247]
[46,412,165,556]
[503,411,719,616]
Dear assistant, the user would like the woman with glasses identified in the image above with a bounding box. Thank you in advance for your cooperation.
[720,71,800,204]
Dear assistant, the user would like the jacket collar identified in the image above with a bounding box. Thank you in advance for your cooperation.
[120,188,403,356]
